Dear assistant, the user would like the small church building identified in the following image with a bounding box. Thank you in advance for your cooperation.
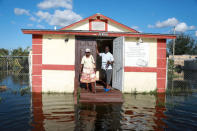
[22,13,176,93]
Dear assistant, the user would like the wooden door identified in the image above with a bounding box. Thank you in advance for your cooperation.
[112,37,124,91]
[75,36,97,89]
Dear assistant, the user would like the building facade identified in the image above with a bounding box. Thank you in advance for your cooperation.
[22,13,176,93]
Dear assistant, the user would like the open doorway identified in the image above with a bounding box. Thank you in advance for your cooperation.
[96,38,114,88]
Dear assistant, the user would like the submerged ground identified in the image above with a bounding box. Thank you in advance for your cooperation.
[0,73,197,130]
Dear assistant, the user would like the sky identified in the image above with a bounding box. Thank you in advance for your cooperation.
[0,0,197,49]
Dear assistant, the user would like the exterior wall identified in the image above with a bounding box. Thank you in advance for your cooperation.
[108,21,131,32]
[66,21,89,30]
[31,33,167,93]
[63,20,132,32]
[42,70,74,93]
[123,38,167,93]
[124,72,157,93]
[42,35,75,65]
[32,34,43,92]
[31,34,75,93]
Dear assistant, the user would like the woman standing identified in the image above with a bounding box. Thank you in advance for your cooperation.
[80,48,96,93]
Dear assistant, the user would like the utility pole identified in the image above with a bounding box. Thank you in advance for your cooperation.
[172,26,176,59]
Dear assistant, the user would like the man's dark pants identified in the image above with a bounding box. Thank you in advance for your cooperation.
[102,69,112,85]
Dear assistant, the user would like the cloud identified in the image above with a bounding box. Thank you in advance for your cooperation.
[14,8,30,15]
[148,17,195,33]
[155,18,179,28]
[175,22,195,32]
[195,31,197,37]
[131,26,139,30]
[36,10,82,27]
[37,0,72,10]
[14,0,81,28]
[149,17,179,28]
[36,11,51,20]
[29,16,37,21]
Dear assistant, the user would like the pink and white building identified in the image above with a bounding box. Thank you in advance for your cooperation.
[22,13,176,93]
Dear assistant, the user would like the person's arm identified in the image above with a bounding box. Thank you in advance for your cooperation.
[107,54,114,64]
[80,64,83,74]
[91,55,96,72]
[80,56,85,74]
[96,45,99,55]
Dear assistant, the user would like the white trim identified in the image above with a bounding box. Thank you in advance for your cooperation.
[122,36,125,92]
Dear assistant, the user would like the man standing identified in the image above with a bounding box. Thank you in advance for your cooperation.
[97,46,114,91]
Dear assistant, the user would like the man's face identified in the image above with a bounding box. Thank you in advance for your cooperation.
[85,52,90,56]
[105,47,109,53]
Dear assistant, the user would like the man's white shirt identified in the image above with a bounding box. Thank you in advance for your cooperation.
[99,52,114,70]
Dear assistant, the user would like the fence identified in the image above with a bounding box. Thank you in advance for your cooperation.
[167,56,197,91]
[0,56,30,88]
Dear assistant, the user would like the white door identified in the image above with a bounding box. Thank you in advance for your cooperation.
[112,36,124,91]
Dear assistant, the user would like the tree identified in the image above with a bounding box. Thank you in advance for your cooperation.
[0,48,9,56]
[167,34,197,55]
[10,47,30,56]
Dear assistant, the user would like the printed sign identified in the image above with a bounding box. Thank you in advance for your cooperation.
[92,21,105,30]
[125,42,149,67]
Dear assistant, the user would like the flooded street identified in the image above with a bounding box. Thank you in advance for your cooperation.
[1,74,197,130]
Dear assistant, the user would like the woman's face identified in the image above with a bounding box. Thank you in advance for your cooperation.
[85,52,90,57]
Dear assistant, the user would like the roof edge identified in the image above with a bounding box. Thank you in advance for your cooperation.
[21,29,176,39]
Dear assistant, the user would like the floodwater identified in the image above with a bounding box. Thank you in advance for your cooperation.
[1,73,197,130]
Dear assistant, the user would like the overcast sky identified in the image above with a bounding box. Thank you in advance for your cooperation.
[0,0,197,49]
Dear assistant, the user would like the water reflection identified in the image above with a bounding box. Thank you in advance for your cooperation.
[1,74,197,130]
[75,103,122,131]
[121,94,166,130]
[31,93,75,131]
[31,93,166,131]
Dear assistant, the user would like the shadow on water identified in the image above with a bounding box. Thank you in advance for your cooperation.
[1,74,197,130]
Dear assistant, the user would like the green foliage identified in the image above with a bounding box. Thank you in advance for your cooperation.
[167,33,197,55]
[11,47,30,56]
[20,87,30,96]
[0,47,30,57]
[0,97,2,103]
[149,89,157,96]
[0,47,30,73]
[0,48,9,56]
[167,59,177,79]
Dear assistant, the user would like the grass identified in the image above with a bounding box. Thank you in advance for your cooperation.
[165,87,197,95]
[130,89,157,96]
[20,86,30,96]
[43,91,72,94]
